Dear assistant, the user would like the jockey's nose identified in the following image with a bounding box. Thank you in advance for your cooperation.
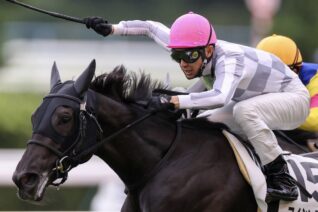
[180,59,189,66]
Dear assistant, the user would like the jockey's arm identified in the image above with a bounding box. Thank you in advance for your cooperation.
[176,61,242,110]
[112,20,171,51]
[186,79,207,93]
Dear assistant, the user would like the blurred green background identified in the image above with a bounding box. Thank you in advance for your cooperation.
[0,0,317,211]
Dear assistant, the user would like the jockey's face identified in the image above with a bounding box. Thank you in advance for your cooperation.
[171,45,213,80]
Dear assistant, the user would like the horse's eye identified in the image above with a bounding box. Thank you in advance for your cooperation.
[61,116,71,124]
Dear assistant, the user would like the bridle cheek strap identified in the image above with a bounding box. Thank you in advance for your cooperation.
[26,94,92,186]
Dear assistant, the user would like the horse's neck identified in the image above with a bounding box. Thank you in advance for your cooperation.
[94,94,177,186]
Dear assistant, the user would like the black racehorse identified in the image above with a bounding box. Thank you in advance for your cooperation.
[12,60,311,211]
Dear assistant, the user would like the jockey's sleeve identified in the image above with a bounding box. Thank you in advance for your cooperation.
[186,79,207,93]
[178,55,243,110]
[112,20,171,51]
[299,68,318,131]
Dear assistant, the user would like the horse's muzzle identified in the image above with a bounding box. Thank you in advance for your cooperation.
[12,171,42,201]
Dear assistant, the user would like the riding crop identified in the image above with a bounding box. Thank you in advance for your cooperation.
[5,0,85,24]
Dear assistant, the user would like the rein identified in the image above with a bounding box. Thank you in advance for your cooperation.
[72,111,156,161]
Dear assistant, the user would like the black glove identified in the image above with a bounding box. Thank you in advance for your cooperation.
[148,95,175,111]
[83,16,112,37]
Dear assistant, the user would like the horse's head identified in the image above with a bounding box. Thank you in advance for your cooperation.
[12,60,100,201]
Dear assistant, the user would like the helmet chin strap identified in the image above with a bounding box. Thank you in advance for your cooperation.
[194,49,213,78]
[194,24,213,78]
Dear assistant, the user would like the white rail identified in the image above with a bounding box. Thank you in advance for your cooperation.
[0,39,188,92]
[0,149,120,186]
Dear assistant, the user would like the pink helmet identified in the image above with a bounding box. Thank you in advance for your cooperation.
[168,12,217,49]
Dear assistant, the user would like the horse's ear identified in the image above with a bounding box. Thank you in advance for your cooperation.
[74,59,96,96]
[51,61,61,90]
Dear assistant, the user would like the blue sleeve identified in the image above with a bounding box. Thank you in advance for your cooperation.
[298,62,318,85]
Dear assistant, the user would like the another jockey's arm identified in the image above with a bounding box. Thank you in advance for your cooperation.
[299,72,318,132]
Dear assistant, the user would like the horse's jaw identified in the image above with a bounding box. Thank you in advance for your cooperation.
[17,171,50,202]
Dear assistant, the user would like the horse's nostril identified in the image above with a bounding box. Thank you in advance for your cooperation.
[19,173,39,187]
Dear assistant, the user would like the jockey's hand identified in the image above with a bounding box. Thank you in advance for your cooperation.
[148,95,175,111]
[83,16,112,37]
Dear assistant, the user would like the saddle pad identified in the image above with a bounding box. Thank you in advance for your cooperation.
[222,130,267,212]
[223,130,318,212]
[279,154,318,212]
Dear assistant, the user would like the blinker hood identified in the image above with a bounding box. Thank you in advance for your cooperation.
[31,59,98,152]
[32,82,82,145]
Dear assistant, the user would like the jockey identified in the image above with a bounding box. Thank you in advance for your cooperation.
[84,12,310,203]
[257,34,318,133]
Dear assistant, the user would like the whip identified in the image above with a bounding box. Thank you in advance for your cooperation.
[5,0,85,24]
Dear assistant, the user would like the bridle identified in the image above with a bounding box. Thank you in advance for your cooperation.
[27,93,102,186]
[27,92,158,187]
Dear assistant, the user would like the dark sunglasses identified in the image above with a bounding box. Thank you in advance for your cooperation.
[170,48,203,63]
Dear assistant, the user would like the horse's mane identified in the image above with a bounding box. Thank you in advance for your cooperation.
[89,65,242,131]
[89,65,166,102]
